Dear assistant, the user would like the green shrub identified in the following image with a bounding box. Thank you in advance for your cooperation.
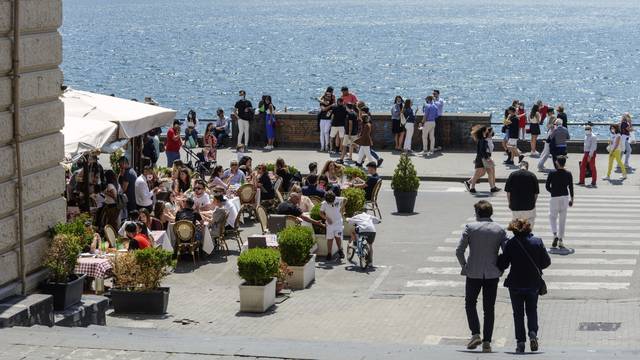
[341,187,366,217]
[43,234,83,283]
[109,148,124,175]
[265,163,299,176]
[278,226,315,266]
[237,248,280,286]
[391,154,420,192]
[343,166,367,181]
[50,214,94,249]
[156,166,172,178]
[111,247,175,291]
[310,204,322,221]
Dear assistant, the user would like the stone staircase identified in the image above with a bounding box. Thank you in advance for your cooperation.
[0,293,108,329]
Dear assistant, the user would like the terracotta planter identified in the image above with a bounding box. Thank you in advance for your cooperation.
[239,277,276,313]
[287,255,316,290]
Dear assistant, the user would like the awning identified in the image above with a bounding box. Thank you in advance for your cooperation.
[61,88,176,139]
[62,116,118,159]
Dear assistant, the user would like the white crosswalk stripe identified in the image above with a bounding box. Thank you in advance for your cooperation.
[407,192,638,296]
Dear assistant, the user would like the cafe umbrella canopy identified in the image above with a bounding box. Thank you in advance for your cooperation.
[62,116,118,159]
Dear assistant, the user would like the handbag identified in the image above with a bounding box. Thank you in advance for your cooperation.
[514,238,547,296]
[400,112,407,126]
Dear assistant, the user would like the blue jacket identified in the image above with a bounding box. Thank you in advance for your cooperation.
[498,234,551,289]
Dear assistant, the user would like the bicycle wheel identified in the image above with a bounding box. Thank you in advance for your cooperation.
[347,241,355,261]
[360,243,371,269]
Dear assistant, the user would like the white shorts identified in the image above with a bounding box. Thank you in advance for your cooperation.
[330,127,345,138]
[507,138,518,147]
[342,135,355,146]
[326,225,343,240]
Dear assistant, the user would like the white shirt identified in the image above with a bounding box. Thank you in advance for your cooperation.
[223,200,238,228]
[134,175,153,207]
[347,213,381,233]
[434,98,444,116]
[193,192,211,210]
[320,197,344,226]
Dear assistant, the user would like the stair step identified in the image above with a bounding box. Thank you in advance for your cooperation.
[0,294,54,328]
[54,295,110,327]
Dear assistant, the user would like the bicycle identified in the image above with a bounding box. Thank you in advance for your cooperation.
[347,226,372,269]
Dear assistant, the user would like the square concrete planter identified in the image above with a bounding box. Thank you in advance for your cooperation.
[315,234,338,257]
[239,277,276,313]
[287,255,316,290]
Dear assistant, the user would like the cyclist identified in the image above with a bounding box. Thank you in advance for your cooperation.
[347,212,381,265]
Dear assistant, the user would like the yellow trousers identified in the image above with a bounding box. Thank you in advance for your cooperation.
[607,149,627,176]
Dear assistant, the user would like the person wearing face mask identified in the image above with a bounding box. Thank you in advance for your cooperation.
[604,124,627,181]
[537,108,556,172]
[578,126,598,187]
[620,113,633,169]
[234,90,254,149]
[135,166,160,212]
[391,95,405,151]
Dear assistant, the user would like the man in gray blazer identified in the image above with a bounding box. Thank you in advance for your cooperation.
[456,201,508,353]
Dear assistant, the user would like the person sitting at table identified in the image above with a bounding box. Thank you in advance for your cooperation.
[290,184,314,212]
[239,156,253,175]
[275,158,294,192]
[192,180,212,211]
[125,222,151,250]
[171,160,185,180]
[209,165,229,190]
[209,194,230,235]
[222,160,246,185]
[321,160,343,184]
[139,208,164,231]
[173,167,191,194]
[154,201,172,230]
[308,162,318,177]
[302,175,326,198]
[351,161,381,201]
[255,164,275,201]
[276,192,322,226]
[175,197,204,248]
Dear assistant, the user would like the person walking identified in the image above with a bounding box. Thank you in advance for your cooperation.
[234,90,254,149]
[548,118,570,168]
[546,155,574,249]
[391,96,405,151]
[528,104,541,156]
[556,105,568,128]
[537,108,556,171]
[620,113,633,169]
[354,114,375,167]
[517,102,527,140]
[421,95,438,156]
[318,87,336,152]
[604,124,627,181]
[578,125,597,187]
[165,120,182,167]
[329,98,347,156]
[464,126,500,193]
[498,218,551,354]
[505,106,524,165]
[456,201,507,353]
[504,161,539,228]
[262,95,276,150]
[401,99,416,154]
[339,104,358,163]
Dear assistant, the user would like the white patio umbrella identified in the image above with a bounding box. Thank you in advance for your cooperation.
[62,116,118,159]
[61,88,176,139]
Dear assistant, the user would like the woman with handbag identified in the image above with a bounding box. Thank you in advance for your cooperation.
[401,99,416,154]
[391,95,405,151]
[528,104,541,156]
[464,125,500,193]
[498,218,551,354]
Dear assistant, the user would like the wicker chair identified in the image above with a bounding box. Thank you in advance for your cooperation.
[237,183,257,220]
[103,224,118,247]
[223,212,243,252]
[255,205,269,234]
[308,196,323,206]
[210,212,229,256]
[364,179,383,219]
[173,220,197,264]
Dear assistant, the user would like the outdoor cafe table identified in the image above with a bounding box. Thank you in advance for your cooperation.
[150,230,171,252]
[75,255,113,294]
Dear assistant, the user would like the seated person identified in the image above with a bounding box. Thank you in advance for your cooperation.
[124,222,151,250]
[89,233,115,254]
[175,197,203,225]
[173,167,191,194]
[209,194,230,235]
[139,208,163,231]
[222,160,246,185]
[239,156,253,175]
[192,179,212,211]
[290,184,314,213]
[352,161,380,201]
[308,162,318,177]
[209,165,229,190]
[301,175,326,198]
[276,192,322,226]
[346,212,381,265]
[275,158,294,192]
[256,164,275,201]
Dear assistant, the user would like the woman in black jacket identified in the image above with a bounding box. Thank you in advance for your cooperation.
[498,219,551,354]
[464,125,500,193]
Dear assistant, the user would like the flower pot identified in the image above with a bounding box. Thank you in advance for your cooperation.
[41,274,86,310]
[393,190,418,213]
[287,254,316,290]
[239,277,276,313]
[111,287,170,314]
[314,234,337,257]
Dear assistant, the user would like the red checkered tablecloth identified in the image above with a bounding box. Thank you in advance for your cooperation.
[75,257,113,279]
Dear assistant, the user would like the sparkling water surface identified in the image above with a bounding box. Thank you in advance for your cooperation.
[62,0,640,135]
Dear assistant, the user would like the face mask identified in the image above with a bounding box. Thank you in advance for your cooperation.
[239,95,245,100]
[146,175,153,181]
[585,130,591,135]
[611,130,615,134]
[396,100,401,104]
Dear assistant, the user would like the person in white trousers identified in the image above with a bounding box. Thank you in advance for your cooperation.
[234,90,253,149]
[545,155,574,249]
[355,115,375,166]
[621,113,633,168]
[421,95,438,155]
[317,88,335,151]
[402,99,416,153]
[537,108,556,171]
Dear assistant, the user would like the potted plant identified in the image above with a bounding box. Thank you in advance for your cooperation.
[41,234,85,310]
[309,204,334,258]
[340,187,366,236]
[278,225,316,290]
[391,154,420,213]
[49,214,95,252]
[110,247,175,314]
[276,260,292,295]
[237,248,280,312]
[343,166,367,181]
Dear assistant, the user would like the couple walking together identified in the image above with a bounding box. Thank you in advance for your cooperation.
[456,201,551,354]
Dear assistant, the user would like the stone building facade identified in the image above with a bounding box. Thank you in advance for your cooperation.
[0,0,65,300]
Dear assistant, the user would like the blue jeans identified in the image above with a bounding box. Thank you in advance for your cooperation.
[166,151,180,167]
[508,288,539,342]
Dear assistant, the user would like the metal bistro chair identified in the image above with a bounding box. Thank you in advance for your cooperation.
[364,179,383,219]
[173,220,198,264]
[308,196,323,206]
[224,212,243,252]
[210,212,229,256]
[237,183,258,220]
[255,205,269,234]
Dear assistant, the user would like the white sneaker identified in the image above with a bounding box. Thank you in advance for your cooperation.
[602,176,610,180]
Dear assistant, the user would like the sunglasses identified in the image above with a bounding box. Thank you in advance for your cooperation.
[194,187,204,190]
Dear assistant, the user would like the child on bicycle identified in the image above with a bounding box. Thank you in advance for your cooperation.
[347,212,381,265]
[320,191,345,262]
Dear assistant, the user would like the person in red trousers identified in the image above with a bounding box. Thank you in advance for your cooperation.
[578,125,597,187]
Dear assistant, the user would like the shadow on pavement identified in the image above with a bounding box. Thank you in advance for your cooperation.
[391,212,420,216]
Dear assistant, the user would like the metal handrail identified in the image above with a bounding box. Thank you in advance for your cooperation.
[490,122,639,127]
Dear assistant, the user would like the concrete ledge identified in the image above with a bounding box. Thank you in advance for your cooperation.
[54,295,109,327]
[0,293,53,328]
